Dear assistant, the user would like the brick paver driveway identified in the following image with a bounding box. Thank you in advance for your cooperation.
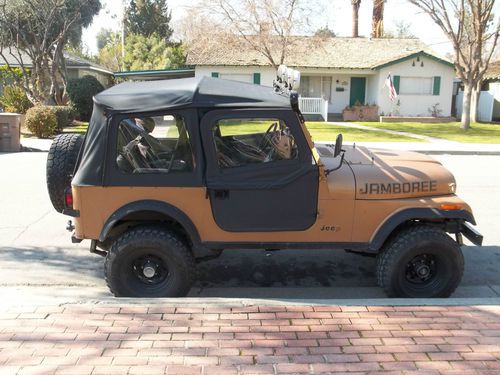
[0,303,499,374]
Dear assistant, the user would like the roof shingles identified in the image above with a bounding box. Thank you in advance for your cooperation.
[187,36,444,69]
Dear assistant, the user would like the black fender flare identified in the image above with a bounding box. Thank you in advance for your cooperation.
[98,200,201,247]
[368,208,476,252]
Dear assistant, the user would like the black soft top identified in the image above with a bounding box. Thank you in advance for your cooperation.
[94,76,290,113]
[73,77,292,186]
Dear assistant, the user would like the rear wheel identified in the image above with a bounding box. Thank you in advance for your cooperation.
[46,133,84,212]
[377,225,464,298]
[105,227,196,297]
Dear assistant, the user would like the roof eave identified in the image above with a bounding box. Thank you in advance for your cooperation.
[371,51,454,70]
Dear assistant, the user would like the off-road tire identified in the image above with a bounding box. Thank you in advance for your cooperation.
[105,227,196,297]
[377,225,464,298]
[46,133,84,213]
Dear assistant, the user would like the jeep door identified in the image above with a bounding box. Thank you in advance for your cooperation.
[201,109,319,232]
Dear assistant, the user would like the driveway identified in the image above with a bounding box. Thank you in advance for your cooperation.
[0,151,499,303]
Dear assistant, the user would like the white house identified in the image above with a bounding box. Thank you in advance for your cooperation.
[455,60,500,122]
[187,37,455,120]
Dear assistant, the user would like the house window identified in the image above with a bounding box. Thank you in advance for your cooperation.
[399,77,433,95]
[300,76,332,103]
[219,73,253,83]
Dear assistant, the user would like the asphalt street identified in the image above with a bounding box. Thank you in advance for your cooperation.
[0,151,499,303]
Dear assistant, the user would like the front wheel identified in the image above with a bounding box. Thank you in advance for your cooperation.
[105,227,196,297]
[377,225,464,298]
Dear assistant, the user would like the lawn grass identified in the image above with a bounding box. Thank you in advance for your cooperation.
[168,120,420,142]
[358,121,500,143]
[304,122,421,142]
[61,121,89,134]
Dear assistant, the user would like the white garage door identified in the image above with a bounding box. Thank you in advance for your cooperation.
[219,74,253,83]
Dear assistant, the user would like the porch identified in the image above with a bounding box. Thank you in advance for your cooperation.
[297,74,371,121]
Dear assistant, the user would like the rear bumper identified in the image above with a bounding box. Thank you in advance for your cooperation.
[461,222,483,246]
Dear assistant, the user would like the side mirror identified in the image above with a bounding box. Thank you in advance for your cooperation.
[334,133,343,157]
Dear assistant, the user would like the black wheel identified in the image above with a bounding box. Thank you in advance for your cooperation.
[377,225,464,298]
[46,133,84,212]
[105,227,196,297]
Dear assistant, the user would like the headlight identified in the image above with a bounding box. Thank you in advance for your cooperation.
[448,182,457,194]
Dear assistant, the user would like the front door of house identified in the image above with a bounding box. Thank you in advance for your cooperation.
[350,77,366,106]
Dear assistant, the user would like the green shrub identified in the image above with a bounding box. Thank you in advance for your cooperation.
[66,75,104,121]
[25,106,58,138]
[52,106,76,129]
[0,85,33,114]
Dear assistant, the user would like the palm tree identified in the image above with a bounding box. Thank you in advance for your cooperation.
[351,0,361,37]
[372,0,384,38]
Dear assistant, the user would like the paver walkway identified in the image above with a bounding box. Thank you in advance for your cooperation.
[0,303,499,374]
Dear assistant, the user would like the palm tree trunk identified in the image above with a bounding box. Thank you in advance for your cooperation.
[372,0,384,38]
[352,0,361,38]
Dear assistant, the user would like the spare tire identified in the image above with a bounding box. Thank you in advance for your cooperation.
[46,133,84,213]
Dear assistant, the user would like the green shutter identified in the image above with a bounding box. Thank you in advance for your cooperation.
[253,73,261,84]
[211,72,219,78]
[433,76,441,95]
[393,75,400,94]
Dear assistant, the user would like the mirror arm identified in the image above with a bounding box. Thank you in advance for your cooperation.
[324,151,345,176]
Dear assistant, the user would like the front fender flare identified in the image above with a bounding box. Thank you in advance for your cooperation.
[98,200,201,247]
[369,208,476,252]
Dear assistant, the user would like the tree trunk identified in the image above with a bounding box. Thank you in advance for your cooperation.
[461,83,472,130]
[352,0,360,38]
[470,81,481,123]
[372,0,384,38]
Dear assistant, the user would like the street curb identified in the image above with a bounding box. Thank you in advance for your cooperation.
[60,297,500,307]
[419,150,500,156]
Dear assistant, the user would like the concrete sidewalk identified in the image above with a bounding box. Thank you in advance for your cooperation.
[20,137,500,155]
[0,301,499,375]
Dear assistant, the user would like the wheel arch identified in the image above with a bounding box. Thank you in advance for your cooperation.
[369,207,476,252]
[99,200,201,249]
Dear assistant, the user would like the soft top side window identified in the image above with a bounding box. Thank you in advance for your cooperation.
[116,114,194,174]
[214,118,298,169]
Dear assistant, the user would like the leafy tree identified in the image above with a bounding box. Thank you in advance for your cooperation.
[0,0,101,104]
[66,75,104,120]
[97,32,123,72]
[408,0,500,130]
[97,32,187,72]
[166,43,187,69]
[96,28,115,51]
[123,33,185,71]
[124,0,173,41]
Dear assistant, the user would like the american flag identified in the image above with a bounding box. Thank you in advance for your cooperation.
[385,74,398,101]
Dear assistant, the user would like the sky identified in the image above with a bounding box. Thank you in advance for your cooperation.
[81,0,496,57]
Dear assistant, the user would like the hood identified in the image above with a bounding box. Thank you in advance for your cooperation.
[315,145,456,200]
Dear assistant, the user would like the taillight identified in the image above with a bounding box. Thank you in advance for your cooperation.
[64,188,73,208]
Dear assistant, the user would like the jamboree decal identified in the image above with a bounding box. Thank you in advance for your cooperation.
[359,180,438,195]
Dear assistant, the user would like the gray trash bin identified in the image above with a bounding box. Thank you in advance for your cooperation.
[0,113,21,152]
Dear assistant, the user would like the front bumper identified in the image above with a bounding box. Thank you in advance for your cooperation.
[461,222,483,246]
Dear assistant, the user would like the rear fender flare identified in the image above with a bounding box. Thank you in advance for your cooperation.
[99,200,201,247]
[369,208,476,252]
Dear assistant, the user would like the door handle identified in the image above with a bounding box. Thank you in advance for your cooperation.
[213,189,230,200]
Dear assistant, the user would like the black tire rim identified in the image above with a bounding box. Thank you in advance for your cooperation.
[401,252,449,296]
[131,254,170,286]
[405,254,437,285]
